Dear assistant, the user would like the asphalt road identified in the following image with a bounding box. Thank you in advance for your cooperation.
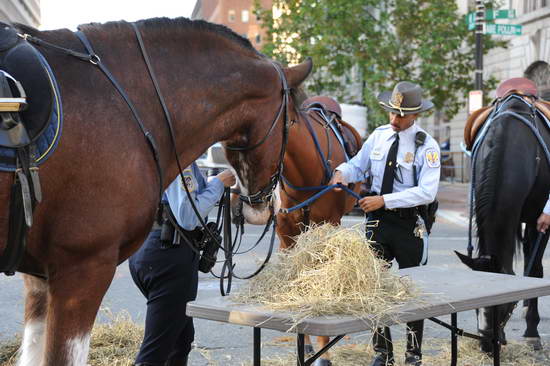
[1,212,550,365]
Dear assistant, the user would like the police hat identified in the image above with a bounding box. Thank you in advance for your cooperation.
[377,81,434,116]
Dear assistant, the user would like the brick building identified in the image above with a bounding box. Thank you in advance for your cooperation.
[191,0,272,50]
[0,0,40,27]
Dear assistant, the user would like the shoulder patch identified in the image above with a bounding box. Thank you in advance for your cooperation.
[180,169,196,192]
[425,148,440,168]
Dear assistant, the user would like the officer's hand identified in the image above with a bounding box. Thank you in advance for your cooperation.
[359,195,385,213]
[330,170,347,191]
[216,170,236,187]
[537,213,550,233]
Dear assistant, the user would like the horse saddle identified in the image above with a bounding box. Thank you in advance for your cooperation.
[464,96,550,151]
[302,96,359,158]
[0,22,54,148]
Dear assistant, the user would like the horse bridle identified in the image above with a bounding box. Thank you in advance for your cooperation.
[225,62,292,206]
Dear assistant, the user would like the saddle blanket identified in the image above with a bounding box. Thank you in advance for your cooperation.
[0,49,62,171]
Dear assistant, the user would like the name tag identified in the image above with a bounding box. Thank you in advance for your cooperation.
[370,149,383,160]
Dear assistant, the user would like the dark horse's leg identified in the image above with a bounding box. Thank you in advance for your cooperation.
[41,252,117,365]
[522,225,548,350]
[18,274,48,366]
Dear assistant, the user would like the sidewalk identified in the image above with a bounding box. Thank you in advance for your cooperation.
[436,181,470,227]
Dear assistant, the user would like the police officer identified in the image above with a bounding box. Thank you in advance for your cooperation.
[330,81,440,366]
[129,163,235,366]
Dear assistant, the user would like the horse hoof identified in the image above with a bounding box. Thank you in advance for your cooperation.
[313,359,332,366]
[304,344,315,355]
[524,337,543,351]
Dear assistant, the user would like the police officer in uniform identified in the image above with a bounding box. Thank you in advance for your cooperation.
[129,163,235,366]
[330,81,440,366]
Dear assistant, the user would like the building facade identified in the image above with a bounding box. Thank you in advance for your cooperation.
[191,0,272,50]
[420,0,550,181]
[0,0,40,28]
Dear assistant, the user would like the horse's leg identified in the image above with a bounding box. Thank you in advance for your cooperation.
[522,225,547,350]
[18,274,48,366]
[42,256,117,366]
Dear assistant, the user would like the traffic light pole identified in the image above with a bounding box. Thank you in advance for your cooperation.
[475,1,485,91]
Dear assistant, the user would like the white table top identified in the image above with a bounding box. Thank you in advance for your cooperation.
[187,266,550,336]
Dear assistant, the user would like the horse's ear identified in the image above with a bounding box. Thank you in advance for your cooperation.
[454,250,474,269]
[285,57,313,88]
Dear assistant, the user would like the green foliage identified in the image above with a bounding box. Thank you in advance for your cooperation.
[255,0,507,129]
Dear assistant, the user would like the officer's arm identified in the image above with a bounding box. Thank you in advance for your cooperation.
[383,144,441,209]
[334,133,374,184]
[166,172,224,231]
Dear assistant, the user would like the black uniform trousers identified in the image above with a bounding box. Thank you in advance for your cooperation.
[367,209,424,362]
[129,230,199,365]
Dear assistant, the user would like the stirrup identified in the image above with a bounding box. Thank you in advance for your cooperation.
[0,70,27,112]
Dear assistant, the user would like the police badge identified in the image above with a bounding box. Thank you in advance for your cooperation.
[391,92,403,107]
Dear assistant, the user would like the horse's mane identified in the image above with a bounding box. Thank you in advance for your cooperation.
[15,17,260,56]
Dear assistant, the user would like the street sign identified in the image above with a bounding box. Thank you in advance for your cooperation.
[485,23,523,36]
[467,9,517,30]
[486,9,516,20]
[469,90,483,114]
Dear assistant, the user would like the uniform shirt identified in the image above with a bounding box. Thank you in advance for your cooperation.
[336,122,441,209]
[164,163,225,231]
[543,198,550,215]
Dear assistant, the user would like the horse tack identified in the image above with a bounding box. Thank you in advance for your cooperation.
[0,23,65,275]
[464,98,550,151]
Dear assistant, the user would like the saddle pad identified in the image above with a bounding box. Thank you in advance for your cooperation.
[0,50,62,171]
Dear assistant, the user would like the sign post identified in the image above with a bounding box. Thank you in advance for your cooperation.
[474,1,484,91]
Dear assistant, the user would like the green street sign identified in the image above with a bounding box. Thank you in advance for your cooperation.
[485,23,523,36]
[467,9,517,30]
[486,9,516,20]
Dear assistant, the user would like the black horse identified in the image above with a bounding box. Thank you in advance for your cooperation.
[457,85,550,353]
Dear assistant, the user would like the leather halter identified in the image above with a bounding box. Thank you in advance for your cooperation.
[225,62,291,206]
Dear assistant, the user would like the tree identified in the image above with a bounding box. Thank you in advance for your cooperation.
[255,0,507,128]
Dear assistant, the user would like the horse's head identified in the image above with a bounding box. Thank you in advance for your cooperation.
[225,58,312,225]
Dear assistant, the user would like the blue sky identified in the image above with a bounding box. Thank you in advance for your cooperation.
[40,0,197,30]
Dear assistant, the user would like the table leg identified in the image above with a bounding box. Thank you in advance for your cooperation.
[451,313,457,366]
[254,327,261,366]
[297,333,305,366]
[493,308,500,366]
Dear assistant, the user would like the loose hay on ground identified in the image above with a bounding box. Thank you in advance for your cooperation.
[234,223,419,325]
[0,310,143,366]
[242,338,550,365]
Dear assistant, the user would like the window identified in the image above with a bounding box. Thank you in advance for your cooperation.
[242,10,249,23]
[255,34,262,44]
[228,10,235,22]
[524,0,547,13]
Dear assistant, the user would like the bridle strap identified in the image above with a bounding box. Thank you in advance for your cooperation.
[235,63,291,205]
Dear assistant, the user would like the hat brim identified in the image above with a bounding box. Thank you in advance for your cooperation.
[377,91,434,115]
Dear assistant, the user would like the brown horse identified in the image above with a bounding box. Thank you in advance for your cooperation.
[277,96,362,363]
[1,18,311,365]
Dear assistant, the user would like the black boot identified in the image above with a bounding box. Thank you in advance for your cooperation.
[371,327,394,366]
[164,354,188,366]
[405,320,423,365]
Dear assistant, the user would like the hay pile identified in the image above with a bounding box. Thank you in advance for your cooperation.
[235,223,418,323]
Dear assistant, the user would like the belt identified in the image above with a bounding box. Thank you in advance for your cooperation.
[371,206,418,219]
